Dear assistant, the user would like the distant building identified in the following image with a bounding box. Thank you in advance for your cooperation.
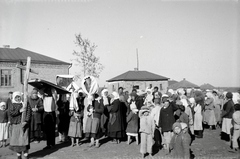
[0,47,71,99]
[106,70,169,93]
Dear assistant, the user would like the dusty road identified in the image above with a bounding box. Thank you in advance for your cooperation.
[0,128,239,159]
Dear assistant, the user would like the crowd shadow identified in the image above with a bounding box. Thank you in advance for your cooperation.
[28,141,71,159]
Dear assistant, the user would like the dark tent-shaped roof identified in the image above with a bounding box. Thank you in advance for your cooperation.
[168,80,178,86]
[107,70,169,82]
[0,47,71,65]
[200,83,215,90]
[168,78,199,89]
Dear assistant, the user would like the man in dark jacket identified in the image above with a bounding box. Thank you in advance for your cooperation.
[28,89,44,143]
[221,92,235,141]
[159,94,179,155]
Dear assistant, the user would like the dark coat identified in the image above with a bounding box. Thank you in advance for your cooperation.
[159,102,178,132]
[126,112,139,134]
[87,99,104,119]
[108,99,125,133]
[222,99,235,119]
[28,97,43,124]
[100,97,111,133]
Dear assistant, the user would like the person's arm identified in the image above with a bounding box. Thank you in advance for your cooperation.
[51,88,58,112]
[37,98,44,112]
[126,111,133,122]
[109,100,119,113]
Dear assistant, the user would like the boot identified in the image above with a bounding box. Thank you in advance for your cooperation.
[88,137,94,147]
[95,140,100,148]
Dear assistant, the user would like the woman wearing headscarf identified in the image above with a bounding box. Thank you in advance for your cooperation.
[9,92,32,159]
[28,88,43,143]
[107,92,125,143]
[221,92,235,142]
[100,89,111,136]
[203,92,216,130]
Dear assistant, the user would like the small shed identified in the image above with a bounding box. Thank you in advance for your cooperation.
[106,70,169,93]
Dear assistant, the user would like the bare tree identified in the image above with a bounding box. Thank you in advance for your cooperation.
[72,33,104,78]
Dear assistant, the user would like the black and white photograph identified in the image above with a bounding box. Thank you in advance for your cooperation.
[0,0,239,158]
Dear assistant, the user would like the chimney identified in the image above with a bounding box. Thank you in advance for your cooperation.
[134,68,138,71]
[3,45,10,48]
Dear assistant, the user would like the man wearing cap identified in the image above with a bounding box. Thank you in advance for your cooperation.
[221,92,235,142]
[158,94,179,155]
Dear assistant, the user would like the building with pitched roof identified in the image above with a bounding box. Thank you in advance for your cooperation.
[106,69,169,93]
[0,47,71,99]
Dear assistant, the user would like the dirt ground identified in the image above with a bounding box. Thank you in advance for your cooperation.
[0,128,239,159]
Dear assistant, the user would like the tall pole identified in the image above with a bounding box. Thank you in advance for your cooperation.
[136,48,139,70]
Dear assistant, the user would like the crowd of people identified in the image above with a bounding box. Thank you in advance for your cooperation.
[0,82,240,159]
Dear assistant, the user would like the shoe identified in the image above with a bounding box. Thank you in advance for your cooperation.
[71,144,75,147]
[88,142,94,147]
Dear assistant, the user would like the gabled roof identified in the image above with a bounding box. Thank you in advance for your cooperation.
[168,78,199,89]
[200,83,215,90]
[0,47,71,65]
[168,80,178,86]
[107,70,169,82]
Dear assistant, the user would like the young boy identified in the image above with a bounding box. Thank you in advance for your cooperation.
[170,122,191,159]
[139,106,155,158]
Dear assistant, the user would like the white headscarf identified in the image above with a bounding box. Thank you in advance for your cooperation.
[12,91,23,104]
[101,89,108,98]
[112,92,120,100]
[101,89,109,106]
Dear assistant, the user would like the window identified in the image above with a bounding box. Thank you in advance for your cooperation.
[1,69,12,86]
[160,84,163,90]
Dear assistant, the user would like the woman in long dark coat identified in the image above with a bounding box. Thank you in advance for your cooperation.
[107,92,125,144]
[9,91,32,159]
[28,89,43,143]
[100,89,111,136]
[57,94,70,143]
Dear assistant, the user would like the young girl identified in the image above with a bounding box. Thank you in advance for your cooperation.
[126,92,139,145]
[0,102,9,147]
[85,94,104,148]
[68,94,84,147]
[139,106,155,158]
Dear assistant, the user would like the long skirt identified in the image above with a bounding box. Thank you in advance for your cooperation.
[30,117,41,139]
[9,124,30,153]
[194,113,203,131]
[68,120,82,138]
[222,118,232,135]
[203,110,216,126]
[85,117,100,139]
[0,123,9,140]
[213,105,221,123]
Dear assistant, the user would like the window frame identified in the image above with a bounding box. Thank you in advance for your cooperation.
[0,69,13,87]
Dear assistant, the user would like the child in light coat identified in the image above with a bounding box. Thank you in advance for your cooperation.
[139,106,155,158]
[0,102,9,147]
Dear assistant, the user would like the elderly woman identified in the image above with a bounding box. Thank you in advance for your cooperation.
[203,92,216,130]
[28,88,43,143]
[9,92,32,159]
[107,92,125,144]
[100,89,111,136]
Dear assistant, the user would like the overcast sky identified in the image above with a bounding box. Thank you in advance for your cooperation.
[1,0,239,87]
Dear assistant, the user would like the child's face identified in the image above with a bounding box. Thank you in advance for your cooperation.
[143,111,149,116]
[0,104,6,110]
[174,127,181,134]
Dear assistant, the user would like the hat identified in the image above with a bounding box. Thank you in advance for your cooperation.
[235,104,240,111]
[226,92,233,99]
[130,92,137,97]
[172,122,182,130]
[162,94,169,99]
[180,122,188,129]
[176,100,183,106]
